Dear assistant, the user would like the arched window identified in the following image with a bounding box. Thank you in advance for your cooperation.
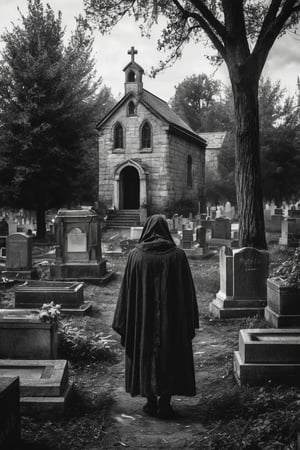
[114,123,124,149]
[187,155,193,188]
[127,70,136,82]
[141,121,151,148]
[128,101,136,116]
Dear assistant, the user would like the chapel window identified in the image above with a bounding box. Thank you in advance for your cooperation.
[127,70,136,82]
[141,121,152,149]
[114,122,124,149]
[187,155,193,188]
[128,101,136,116]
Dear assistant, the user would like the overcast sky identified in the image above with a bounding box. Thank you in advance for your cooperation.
[0,0,299,103]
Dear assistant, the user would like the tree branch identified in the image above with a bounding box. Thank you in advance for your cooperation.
[188,0,227,41]
[251,0,299,77]
[171,0,226,57]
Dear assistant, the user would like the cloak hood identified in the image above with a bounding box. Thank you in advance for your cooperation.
[136,215,176,252]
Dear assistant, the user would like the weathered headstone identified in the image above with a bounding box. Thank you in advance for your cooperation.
[210,247,269,318]
[211,217,231,240]
[0,218,8,236]
[0,377,20,448]
[3,233,34,280]
[279,218,300,247]
[181,229,193,249]
[130,226,143,240]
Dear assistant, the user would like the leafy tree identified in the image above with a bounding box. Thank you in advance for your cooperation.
[85,0,300,249]
[0,0,114,239]
[211,78,300,205]
[170,73,232,131]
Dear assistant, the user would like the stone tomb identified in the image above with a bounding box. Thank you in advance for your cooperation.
[234,329,300,386]
[14,280,90,314]
[0,359,72,415]
[0,377,20,448]
[50,208,114,283]
[264,278,300,328]
[2,232,35,280]
[0,311,57,359]
[209,247,269,318]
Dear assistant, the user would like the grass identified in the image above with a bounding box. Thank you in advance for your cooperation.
[1,237,300,449]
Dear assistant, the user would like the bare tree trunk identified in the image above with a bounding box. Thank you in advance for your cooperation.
[232,79,267,249]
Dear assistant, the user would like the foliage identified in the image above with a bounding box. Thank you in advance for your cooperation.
[170,75,233,132]
[0,0,115,238]
[85,0,300,249]
[58,319,117,363]
[272,247,300,290]
[199,386,300,449]
[39,301,61,325]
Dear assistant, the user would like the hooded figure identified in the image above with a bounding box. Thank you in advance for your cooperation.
[112,214,199,418]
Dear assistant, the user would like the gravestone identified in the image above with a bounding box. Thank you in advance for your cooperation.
[130,227,143,240]
[7,218,18,235]
[0,218,8,236]
[210,247,269,318]
[278,218,300,247]
[234,329,300,386]
[181,229,193,249]
[3,233,34,280]
[50,208,114,283]
[0,377,20,448]
[211,217,231,239]
[224,202,232,219]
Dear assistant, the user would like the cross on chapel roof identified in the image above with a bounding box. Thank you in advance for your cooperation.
[128,46,138,63]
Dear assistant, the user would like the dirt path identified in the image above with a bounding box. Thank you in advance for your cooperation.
[77,260,239,450]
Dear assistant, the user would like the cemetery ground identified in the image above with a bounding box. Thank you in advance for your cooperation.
[1,232,300,449]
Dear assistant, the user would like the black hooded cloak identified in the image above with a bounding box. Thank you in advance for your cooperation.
[112,215,199,397]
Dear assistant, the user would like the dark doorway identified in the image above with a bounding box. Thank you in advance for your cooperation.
[119,166,140,209]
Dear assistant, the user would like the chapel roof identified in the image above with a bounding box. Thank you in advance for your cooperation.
[198,131,226,149]
[96,90,206,146]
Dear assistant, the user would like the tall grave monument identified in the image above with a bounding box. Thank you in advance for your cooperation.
[50,208,113,283]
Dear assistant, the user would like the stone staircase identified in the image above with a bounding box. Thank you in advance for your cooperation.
[106,209,141,229]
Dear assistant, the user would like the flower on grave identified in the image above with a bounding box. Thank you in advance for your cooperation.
[273,247,300,290]
[39,301,61,324]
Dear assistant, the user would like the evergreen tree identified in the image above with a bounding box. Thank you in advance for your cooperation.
[0,0,114,239]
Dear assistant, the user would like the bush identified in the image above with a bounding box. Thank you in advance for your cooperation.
[58,320,117,363]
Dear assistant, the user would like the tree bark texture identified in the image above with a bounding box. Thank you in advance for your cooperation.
[232,80,267,249]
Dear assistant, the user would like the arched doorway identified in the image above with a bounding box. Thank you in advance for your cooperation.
[119,166,140,209]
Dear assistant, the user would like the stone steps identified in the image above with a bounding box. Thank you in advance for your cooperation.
[106,209,140,229]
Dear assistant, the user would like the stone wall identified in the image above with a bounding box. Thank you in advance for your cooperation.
[166,134,205,211]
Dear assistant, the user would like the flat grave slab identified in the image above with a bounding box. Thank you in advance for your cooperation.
[0,377,20,448]
[234,329,300,386]
[0,360,72,415]
[15,280,84,308]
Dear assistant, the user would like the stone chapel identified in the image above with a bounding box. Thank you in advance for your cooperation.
[97,47,206,218]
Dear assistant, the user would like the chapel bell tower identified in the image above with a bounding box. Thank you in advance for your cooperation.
[123,46,144,95]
